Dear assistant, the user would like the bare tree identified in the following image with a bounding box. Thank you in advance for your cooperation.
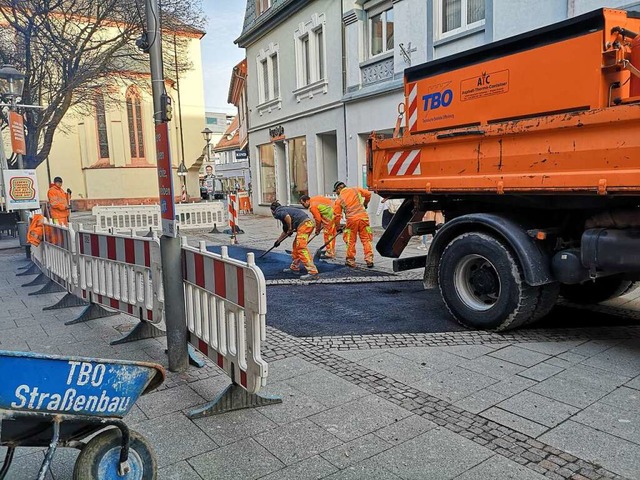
[0,0,204,169]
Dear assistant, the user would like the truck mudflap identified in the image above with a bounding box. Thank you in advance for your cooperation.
[376,198,425,258]
[424,213,555,288]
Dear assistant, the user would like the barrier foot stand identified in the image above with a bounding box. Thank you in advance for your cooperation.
[144,227,154,238]
[209,223,222,234]
[17,261,34,271]
[16,263,40,276]
[43,293,90,311]
[65,303,119,326]
[188,383,282,419]
[162,344,206,368]
[188,344,206,368]
[110,321,164,346]
[21,273,49,287]
[29,280,67,296]
[223,227,245,235]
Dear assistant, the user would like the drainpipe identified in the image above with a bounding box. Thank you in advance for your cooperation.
[567,0,575,18]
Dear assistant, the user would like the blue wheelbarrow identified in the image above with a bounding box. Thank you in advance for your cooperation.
[0,350,165,479]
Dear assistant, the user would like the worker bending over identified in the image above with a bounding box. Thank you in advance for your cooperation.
[299,194,336,259]
[332,181,374,268]
[270,201,319,280]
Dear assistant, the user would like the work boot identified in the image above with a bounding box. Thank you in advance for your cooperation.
[283,267,300,273]
[345,260,356,268]
[366,261,374,268]
[320,253,335,259]
[300,273,319,281]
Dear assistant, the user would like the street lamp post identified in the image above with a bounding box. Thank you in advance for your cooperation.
[201,127,213,163]
[0,64,29,250]
[177,161,188,203]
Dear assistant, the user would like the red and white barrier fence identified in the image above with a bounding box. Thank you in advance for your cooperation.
[41,220,77,294]
[182,240,268,394]
[76,229,164,326]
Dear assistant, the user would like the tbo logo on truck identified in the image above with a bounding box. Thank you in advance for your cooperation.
[422,89,453,111]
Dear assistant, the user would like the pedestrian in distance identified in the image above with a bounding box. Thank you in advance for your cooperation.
[332,181,374,268]
[270,201,319,280]
[299,194,336,259]
[47,176,71,225]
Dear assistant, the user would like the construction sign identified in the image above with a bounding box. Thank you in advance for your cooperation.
[3,169,40,210]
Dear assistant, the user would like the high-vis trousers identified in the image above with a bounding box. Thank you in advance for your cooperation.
[322,221,336,258]
[291,219,319,275]
[343,218,373,266]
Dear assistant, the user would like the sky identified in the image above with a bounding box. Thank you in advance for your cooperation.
[200,1,247,114]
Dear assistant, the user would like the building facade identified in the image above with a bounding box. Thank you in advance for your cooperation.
[32,27,207,210]
[236,0,345,216]
[238,0,640,220]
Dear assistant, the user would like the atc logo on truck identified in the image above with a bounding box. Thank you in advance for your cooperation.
[422,89,453,111]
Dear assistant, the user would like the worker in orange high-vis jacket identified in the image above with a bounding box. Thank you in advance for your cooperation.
[332,181,374,268]
[270,201,319,280]
[47,176,71,225]
[299,194,336,259]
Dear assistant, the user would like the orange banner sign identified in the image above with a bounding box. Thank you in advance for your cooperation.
[9,111,26,155]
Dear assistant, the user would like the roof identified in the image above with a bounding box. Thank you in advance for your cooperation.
[227,58,247,105]
[235,0,311,47]
[213,116,240,152]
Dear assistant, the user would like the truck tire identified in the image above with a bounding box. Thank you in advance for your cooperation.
[560,277,639,304]
[438,232,555,331]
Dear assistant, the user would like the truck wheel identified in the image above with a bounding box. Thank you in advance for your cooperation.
[438,232,553,331]
[73,428,156,480]
[560,277,638,304]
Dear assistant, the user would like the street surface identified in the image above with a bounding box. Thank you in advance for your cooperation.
[0,212,639,479]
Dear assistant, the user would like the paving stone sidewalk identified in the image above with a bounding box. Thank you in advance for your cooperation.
[0,212,639,479]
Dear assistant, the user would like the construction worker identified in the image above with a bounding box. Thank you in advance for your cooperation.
[270,201,319,280]
[26,214,44,246]
[299,194,336,259]
[332,181,374,268]
[47,176,71,225]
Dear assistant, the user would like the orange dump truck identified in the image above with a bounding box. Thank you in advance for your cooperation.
[369,8,640,330]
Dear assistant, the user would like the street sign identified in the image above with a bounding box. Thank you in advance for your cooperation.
[3,169,39,210]
[155,123,177,237]
[235,150,248,160]
[9,111,26,155]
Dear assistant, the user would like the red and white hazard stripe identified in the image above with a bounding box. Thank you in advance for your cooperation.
[78,232,151,267]
[387,149,422,176]
[189,331,249,389]
[228,194,238,231]
[407,83,418,132]
[182,249,245,307]
[79,288,155,322]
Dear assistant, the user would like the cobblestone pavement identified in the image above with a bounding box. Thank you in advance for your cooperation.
[0,212,638,479]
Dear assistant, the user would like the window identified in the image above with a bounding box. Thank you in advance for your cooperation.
[257,47,280,104]
[440,0,485,37]
[288,136,308,204]
[256,0,271,16]
[369,7,394,57]
[259,144,276,203]
[294,15,327,91]
[126,86,146,164]
[95,93,110,161]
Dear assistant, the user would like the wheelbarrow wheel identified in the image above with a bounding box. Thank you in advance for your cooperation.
[73,428,156,480]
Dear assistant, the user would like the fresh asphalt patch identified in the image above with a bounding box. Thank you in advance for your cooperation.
[206,245,388,280]
[266,281,639,337]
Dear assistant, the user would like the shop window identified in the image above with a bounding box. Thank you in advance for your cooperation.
[288,136,308,204]
[259,143,276,203]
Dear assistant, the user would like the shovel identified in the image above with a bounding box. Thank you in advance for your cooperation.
[313,231,341,263]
